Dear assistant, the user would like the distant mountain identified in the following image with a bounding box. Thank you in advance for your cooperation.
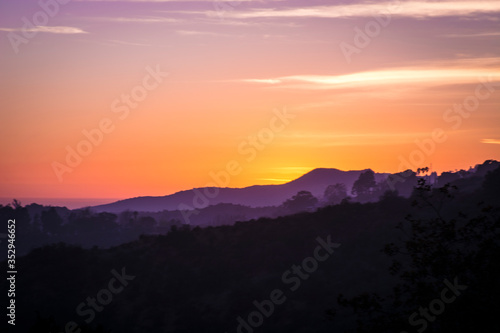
[90,160,500,214]
[92,168,389,213]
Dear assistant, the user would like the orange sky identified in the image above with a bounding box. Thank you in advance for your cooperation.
[0,0,499,204]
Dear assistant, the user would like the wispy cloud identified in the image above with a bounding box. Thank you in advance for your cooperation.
[441,31,500,38]
[207,1,500,19]
[241,65,500,90]
[152,11,302,27]
[206,19,301,28]
[89,16,180,23]
[0,26,88,34]
[108,39,153,46]
[176,30,230,37]
[481,139,500,144]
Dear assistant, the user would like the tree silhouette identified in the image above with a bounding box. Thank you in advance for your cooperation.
[282,190,318,213]
[382,169,418,197]
[41,207,63,235]
[139,215,157,230]
[416,166,429,175]
[352,170,376,201]
[483,165,500,199]
[11,198,22,209]
[324,183,347,205]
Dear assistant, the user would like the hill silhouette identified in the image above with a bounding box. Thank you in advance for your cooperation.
[91,168,389,213]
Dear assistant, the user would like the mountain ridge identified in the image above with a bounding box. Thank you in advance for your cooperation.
[91,167,389,213]
[90,160,500,213]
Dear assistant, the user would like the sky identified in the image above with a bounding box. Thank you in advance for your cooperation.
[0,0,499,206]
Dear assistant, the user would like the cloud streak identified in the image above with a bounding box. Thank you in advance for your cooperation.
[89,16,180,23]
[441,31,500,38]
[241,65,500,90]
[176,30,231,37]
[481,139,500,144]
[0,26,88,34]
[207,1,500,20]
